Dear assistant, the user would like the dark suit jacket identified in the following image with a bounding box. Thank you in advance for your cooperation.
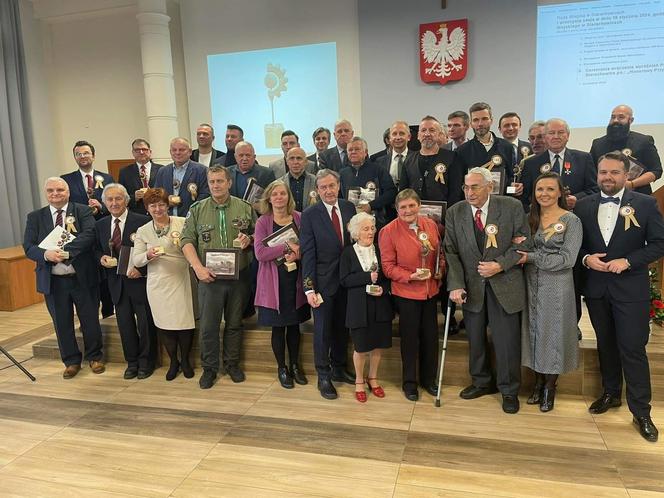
[590,131,663,195]
[228,164,276,198]
[191,148,225,165]
[94,212,150,305]
[23,202,99,295]
[153,161,210,217]
[456,133,515,193]
[369,148,388,162]
[444,195,531,314]
[520,149,598,210]
[339,245,393,329]
[217,150,237,167]
[318,147,346,172]
[300,199,355,296]
[118,162,164,215]
[377,149,416,188]
[400,149,463,206]
[339,160,396,227]
[576,191,664,301]
[308,152,322,170]
[61,170,114,219]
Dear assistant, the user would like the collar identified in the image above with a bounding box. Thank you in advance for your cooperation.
[112,209,129,225]
[391,149,408,160]
[138,161,151,168]
[323,200,340,215]
[475,132,494,147]
[471,196,491,215]
[600,188,625,203]
[173,160,189,170]
[548,149,566,162]
[79,169,95,180]
[50,203,69,215]
[337,145,346,155]
[507,138,519,146]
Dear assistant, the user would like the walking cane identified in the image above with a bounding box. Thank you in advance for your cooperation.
[435,292,465,407]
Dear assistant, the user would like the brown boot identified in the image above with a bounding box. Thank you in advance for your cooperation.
[89,360,106,374]
[63,364,81,379]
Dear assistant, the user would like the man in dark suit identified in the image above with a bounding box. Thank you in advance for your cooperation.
[154,137,210,217]
[445,167,531,414]
[518,118,598,211]
[217,124,244,167]
[228,141,276,199]
[61,140,115,318]
[308,127,331,169]
[377,121,415,190]
[444,111,470,151]
[95,183,156,380]
[118,138,163,215]
[23,177,105,379]
[498,112,533,167]
[318,119,354,172]
[191,123,225,167]
[456,103,515,195]
[301,169,356,399]
[268,130,317,178]
[576,151,664,442]
[590,104,662,195]
[368,128,390,162]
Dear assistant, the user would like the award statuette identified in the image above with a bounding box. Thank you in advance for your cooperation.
[106,239,118,267]
[283,237,299,272]
[417,232,432,279]
[232,218,251,248]
[153,245,166,256]
[86,188,99,215]
[506,159,525,195]
[365,262,381,295]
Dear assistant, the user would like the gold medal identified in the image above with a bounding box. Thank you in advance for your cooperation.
[65,215,77,233]
[94,175,104,189]
[619,205,640,230]
[434,163,447,184]
[485,224,498,249]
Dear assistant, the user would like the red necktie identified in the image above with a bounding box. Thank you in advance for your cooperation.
[112,218,122,255]
[140,165,148,188]
[55,209,63,227]
[86,174,93,191]
[331,206,343,244]
[474,209,484,231]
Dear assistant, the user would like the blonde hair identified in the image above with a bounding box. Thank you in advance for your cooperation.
[258,180,295,215]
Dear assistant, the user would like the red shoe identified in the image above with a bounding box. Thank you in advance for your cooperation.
[355,382,367,403]
[367,378,385,398]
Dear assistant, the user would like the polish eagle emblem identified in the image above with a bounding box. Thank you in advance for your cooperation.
[419,19,468,85]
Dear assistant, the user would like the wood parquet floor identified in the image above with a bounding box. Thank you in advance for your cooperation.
[1,305,663,497]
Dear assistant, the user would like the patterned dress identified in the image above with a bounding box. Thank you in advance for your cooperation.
[521,212,582,374]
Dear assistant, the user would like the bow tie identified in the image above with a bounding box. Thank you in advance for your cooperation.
[600,196,620,205]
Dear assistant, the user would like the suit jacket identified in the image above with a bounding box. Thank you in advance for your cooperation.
[318,147,347,172]
[520,149,598,210]
[23,202,99,295]
[300,199,355,296]
[339,244,393,329]
[590,131,663,195]
[369,148,388,162]
[118,162,164,215]
[268,157,318,178]
[576,191,664,301]
[61,169,114,219]
[281,172,317,211]
[153,161,210,217]
[377,149,416,188]
[456,133,515,193]
[400,149,463,206]
[505,139,534,166]
[308,152,323,170]
[217,150,237,167]
[94,212,150,305]
[444,195,531,314]
[191,147,225,165]
[228,163,276,198]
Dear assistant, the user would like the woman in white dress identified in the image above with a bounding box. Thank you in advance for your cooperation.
[134,188,196,381]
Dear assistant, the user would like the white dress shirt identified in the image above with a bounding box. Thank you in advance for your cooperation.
[110,209,129,241]
[49,203,76,275]
[79,169,96,191]
[198,152,212,167]
[389,149,408,184]
[598,188,624,246]
[470,197,491,228]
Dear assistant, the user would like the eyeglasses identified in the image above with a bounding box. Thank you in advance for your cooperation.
[133,148,150,153]
[462,184,488,193]
[75,152,92,158]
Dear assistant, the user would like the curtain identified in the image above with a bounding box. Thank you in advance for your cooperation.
[0,0,39,248]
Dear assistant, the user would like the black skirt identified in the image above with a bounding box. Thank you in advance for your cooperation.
[350,295,392,353]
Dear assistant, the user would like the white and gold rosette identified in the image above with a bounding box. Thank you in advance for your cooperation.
[309,190,318,204]
[619,205,640,230]
[418,231,434,252]
[94,175,104,189]
[485,224,498,249]
[187,183,198,200]
[521,146,531,158]
[543,222,565,241]
[170,230,181,247]
[622,148,633,158]
[485,155,502,171]
[540,163,551,174]
[65,215,77,233]
[434,163,447,184]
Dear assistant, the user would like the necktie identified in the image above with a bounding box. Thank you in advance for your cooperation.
[552,154,561,174]
[55,209,63,227]
[140,165,148,188]
[340,150,348,168]
[474,209,484,231]
[112,218,122,256]
[394,153,403,184]
[331,206,343,244]
[219,205,227,247]
[600,196,620,205]
[86,174,93,191]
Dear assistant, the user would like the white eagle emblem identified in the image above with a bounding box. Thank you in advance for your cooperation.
[421,24,466,79]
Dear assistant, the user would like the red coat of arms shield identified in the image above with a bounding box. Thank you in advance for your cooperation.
[419,19,468,85]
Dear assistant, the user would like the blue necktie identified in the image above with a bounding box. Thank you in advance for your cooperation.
[599,197,620,205]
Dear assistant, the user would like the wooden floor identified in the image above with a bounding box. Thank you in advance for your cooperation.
[1,304,664,497]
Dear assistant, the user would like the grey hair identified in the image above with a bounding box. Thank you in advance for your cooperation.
[234,140,255,153]
[44,177,68,189]
[101,183,130,203]
[528,120,546,132]
[349,136,368,151]
[545,118,570,134]
[315,168,340,187]
[466,167,494,184]
[334,119,353,129]
[347,212,375,241]
[170,137,192,148]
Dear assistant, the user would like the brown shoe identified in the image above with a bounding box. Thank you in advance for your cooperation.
[89,360,106,374]
[63,364,81,379]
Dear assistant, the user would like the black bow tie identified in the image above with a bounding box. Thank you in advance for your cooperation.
[600,196,620,205]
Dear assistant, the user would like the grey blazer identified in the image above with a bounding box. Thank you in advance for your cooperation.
[444,195,531,314]
[268,157,317,178]
[280,172,318,210]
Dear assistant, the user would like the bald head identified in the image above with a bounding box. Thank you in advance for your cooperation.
[610,105,634,125]
[286,146,308,177]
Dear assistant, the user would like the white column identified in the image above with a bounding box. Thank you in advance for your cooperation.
[136,0,178,162]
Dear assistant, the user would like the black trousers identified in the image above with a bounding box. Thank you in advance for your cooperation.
[396,296,439,390]
[585,295,651,417]
[115,288,157,370]
[45,275,103,366]
[463,285,521,396]
[312,287,349,379]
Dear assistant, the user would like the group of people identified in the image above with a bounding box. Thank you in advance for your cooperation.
[22,102,663,443]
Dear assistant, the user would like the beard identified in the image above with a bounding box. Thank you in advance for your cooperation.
[606,122,630,142]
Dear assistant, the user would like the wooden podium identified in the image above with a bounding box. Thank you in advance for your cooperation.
[0,246,43,311]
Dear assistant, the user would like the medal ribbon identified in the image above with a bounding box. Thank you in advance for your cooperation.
[485,228,498,249]
[434,170,446,184]
[94,177,104,189]
[65,218,77,233]
[623,210,640,231]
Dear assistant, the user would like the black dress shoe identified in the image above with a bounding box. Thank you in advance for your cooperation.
[123,367,138,380]
[422,384,439,397]
[317,378,338,400]
[539,387,555,412]
[227,364,246,383]
[447,317,460,336]
[502,394,520,414]
[165,360,180,381]
[290,364,308,385]
[589,393,622,414]
[199,369,217,389]
[633,416,659,442]
[403,387,419,402]
[459,384,498,400]
[181,361,194,379]
[278,367,294,389]
[527,384,544,405]
[331,369,355,384]
[137,369,153,380]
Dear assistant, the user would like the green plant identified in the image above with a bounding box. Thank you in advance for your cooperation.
[649,267,664,324]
